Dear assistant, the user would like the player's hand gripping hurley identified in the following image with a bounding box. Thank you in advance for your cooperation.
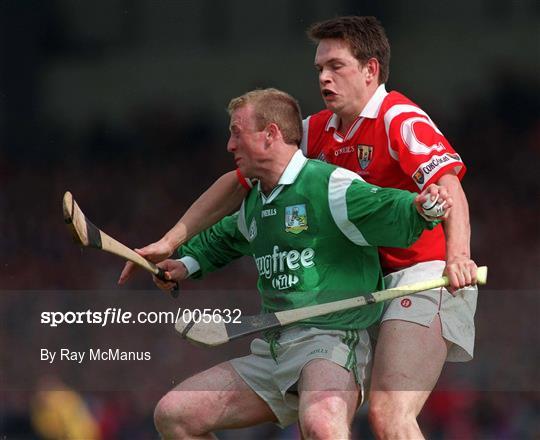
[62,191,178,297]
[177,266,487,347]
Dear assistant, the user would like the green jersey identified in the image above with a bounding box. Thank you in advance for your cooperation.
[179,151,435,331]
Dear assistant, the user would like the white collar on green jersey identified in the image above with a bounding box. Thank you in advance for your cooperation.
[277,149,307,184]
[257,149,307,204]
[326,83,389,130]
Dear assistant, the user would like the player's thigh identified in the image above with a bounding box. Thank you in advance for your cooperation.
[157,361,277,430]
[298,359,360,423]
[371,318,450,396]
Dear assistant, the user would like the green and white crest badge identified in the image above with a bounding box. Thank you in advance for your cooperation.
[285,204,308,234]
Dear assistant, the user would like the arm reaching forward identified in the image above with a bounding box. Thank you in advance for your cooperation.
[152,212,250,295]
[118,170,248,284]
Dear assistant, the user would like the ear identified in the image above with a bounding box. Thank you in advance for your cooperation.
[364,58,380,84]
[265,123,281,144]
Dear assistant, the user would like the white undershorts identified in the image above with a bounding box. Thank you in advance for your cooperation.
[381,260,478,362]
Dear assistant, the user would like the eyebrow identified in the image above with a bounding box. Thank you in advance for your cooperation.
[314,57,345,67]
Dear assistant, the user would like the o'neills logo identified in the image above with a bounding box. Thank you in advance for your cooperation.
[334,145,355,157]
[412,153,461,187]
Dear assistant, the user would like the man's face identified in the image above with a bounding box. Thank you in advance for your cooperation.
[314,38,368,117]
[227,104,266,178]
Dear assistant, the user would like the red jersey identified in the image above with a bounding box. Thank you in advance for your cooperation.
[300,85,466,270]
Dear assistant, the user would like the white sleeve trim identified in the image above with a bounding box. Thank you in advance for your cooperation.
[328,168,370,246]
[300,116,311,155]
[177,256,201,276]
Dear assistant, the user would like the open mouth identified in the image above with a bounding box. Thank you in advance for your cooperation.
[322,89,337,98]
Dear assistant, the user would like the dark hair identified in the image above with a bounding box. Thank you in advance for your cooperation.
[227,88,303,146]
[307,16,391,84]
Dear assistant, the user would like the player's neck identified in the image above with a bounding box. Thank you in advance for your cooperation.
[338,114,358,134]
[259,147,297,194]
[337,85,378,133]
[337,101,366,133]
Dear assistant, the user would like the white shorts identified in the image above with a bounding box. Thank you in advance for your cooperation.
[381,260,477,362]
[230,326,372,427]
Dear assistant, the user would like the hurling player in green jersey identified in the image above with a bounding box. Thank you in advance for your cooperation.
[150,89,452,439]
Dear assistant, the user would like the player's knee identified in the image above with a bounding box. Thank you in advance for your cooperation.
[302,417,340,440]
[300,393,350,439]
[154,391,201,439]
[154,393,181,438]
[368,394,417,438]
[368,400,389,438]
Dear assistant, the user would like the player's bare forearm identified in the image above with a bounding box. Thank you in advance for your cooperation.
[438,174,471,259]
[118,171,247,285]
[162,170,247,251]
[437,173,477,289]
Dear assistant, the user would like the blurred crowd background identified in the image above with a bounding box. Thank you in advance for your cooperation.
[1,0,539,438]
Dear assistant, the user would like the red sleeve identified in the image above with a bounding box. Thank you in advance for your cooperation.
[386,105,466,190]
[236,168,253,190]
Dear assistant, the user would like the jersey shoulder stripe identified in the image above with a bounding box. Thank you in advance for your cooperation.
[236,200,250,241]
[300,116,311,155]
[328,168,370,246]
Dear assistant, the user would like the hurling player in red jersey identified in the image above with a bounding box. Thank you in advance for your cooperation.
[120,16,478,439]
